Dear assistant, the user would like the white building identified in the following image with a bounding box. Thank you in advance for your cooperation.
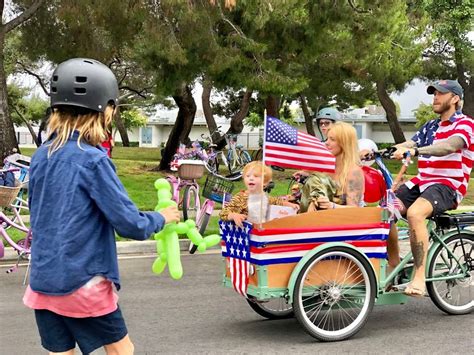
[15,106,418,148]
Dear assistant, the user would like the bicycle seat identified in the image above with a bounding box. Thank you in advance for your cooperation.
[434,212,474,229]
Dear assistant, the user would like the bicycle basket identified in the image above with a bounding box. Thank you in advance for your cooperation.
[202,175,234,203]
[0,180,21,207]
[178,160,205,180]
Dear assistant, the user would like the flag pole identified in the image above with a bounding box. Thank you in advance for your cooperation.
[258,109,267,228]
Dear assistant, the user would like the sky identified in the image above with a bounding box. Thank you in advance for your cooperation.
[390,79,433,117]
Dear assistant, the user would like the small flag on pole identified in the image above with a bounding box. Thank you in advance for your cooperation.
[263,116,336,173]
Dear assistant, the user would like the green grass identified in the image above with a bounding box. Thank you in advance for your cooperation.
[9,146,474,243]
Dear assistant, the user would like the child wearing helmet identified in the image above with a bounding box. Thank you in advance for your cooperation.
[23,58,180,354]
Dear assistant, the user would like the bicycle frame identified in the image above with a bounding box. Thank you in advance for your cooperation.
[379,222,473,292]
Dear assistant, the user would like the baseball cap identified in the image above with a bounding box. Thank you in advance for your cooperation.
[427,80,463,99]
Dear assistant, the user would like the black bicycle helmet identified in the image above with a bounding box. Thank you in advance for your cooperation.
[50,58,119,112]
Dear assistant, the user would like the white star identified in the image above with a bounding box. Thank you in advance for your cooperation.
[236,248,241,256]
[229,246,234,255]
[242,250,247,258]
[238,236,243,244]
[226,234,231,242]
[233,236,237,244]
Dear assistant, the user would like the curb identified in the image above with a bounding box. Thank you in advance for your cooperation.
[1,239,194,263]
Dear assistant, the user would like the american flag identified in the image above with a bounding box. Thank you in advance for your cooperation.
[264,116,336,173]
[385,189,403,220]
[220,220,251,297]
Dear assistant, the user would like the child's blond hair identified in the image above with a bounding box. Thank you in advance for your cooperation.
[46,105,116,157]
[242,161,273,184]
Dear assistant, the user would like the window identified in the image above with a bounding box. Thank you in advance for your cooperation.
[141,126,152,144]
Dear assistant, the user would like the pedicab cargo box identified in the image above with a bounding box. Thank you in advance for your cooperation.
[220,207,390,290]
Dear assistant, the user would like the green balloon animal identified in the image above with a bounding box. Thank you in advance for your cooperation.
[152,178,221,279]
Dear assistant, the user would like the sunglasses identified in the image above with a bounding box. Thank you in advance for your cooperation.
[318,120,333,127]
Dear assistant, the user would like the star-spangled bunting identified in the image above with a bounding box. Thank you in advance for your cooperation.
[264,116,336,173]
[219,220,251,297]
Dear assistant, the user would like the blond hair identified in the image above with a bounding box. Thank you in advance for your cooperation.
[327,122,359,193]
[242,161,273,184]
[46,106,115,156]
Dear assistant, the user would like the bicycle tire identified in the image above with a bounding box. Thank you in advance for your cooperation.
[293,246,376,342]
[253,148,263,161]
[189,211,211,254]
[426,233,473,315]
[182,185,201,221]
[247,296,294,319]
[241,150,252,165]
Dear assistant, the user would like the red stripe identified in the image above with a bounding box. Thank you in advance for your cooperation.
[264,159,336,173]
[418,160,462,169]
[251,222,390,236]
[264,144,334,159]
[250,240,387,254]
[265,151,335,165]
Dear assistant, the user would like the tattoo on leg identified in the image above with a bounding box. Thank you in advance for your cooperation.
[411,240,425,269]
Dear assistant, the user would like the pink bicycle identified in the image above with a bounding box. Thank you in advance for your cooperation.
[0,166,32,284]
[188,174,234,254]
[165,160,206,222]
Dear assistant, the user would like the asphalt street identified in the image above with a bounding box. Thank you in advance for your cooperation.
[1,253,472,354]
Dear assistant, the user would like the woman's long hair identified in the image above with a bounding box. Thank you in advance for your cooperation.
[328,122,359,193]
[46,105,115,156]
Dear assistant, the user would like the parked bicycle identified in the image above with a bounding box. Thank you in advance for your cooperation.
[188,174,234,254]
[0,166,32,284]
[1,153,30,229]
[166,160,205,222]
[200,127,251,180]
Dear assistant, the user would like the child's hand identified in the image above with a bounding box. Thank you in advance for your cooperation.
[160,205,180,224]
[230,213,247,228]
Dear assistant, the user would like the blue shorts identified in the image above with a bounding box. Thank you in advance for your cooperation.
[34,306,128,354]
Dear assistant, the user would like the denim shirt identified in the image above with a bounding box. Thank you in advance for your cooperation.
[28,132,165,295]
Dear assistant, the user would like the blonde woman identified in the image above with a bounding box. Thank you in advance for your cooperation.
[304,122,365,211]
[23,58,179,355]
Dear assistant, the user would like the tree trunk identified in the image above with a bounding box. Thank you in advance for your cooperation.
[114,110,130,147]
[13,107,40,146]
[201,80,220,143]
[455,53,473,117]
[300,94,315,136]
[158,84,196,171]
[0,31,18,159]
[376,80,405,144]
[215,89,252,150]
[265,95,280,118]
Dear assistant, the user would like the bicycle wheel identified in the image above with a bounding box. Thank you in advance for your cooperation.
[247,296,294,319]
[241,150,252,165]
[426,233,473,315]
[188,211,211,254]
[182,185,200,221]
[253,148,263,161]
[293,246,376,342]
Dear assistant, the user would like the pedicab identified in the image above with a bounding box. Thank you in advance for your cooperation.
[220,206,474,342]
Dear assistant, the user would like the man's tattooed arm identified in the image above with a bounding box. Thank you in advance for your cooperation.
[418,136,466,156]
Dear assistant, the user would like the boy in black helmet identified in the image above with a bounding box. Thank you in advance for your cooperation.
[23,58,179,354]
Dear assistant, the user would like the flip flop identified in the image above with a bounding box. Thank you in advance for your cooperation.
[404,283,426,298]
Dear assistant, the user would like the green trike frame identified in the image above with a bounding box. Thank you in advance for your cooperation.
[221,207,473,342]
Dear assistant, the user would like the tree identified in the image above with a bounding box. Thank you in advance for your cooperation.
[413,102,437,128]
[0,0,45,159]
[8,82,48,146]
[421,0,473,117]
